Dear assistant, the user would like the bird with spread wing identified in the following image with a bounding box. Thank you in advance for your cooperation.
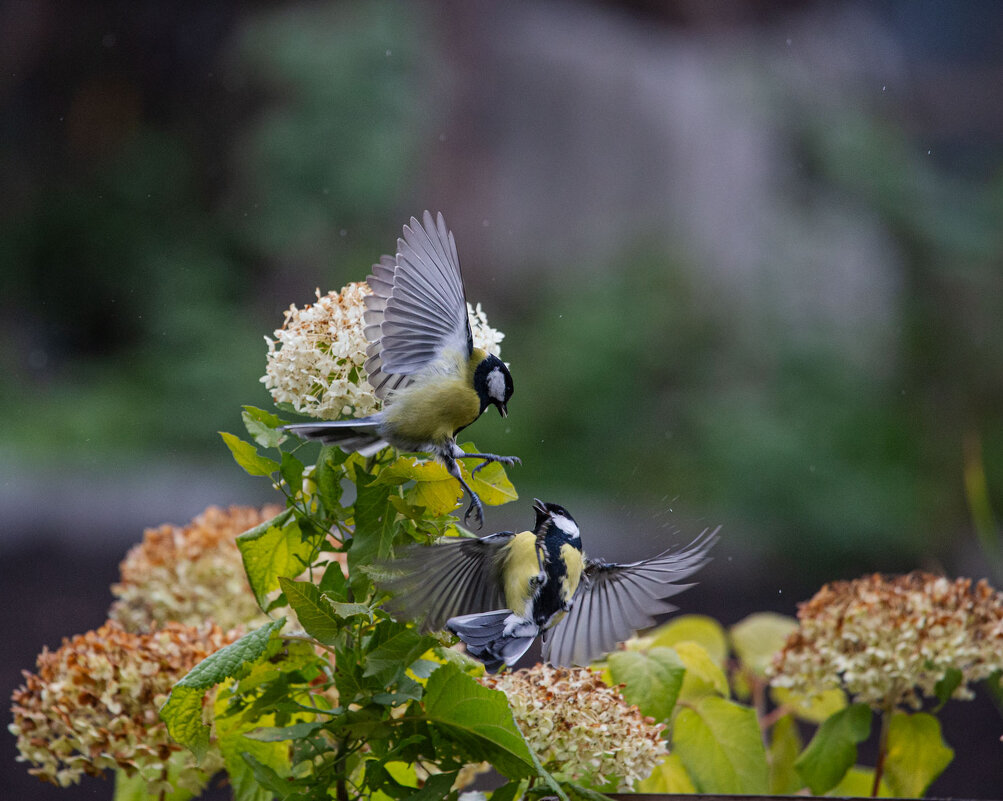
[377,499,718,672]
[283,211,518,528]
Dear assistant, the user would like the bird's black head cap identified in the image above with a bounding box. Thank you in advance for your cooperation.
[473,354,514,417]
[532,498,581,547]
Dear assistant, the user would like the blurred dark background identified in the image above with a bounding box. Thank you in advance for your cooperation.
[2,0,1002,798]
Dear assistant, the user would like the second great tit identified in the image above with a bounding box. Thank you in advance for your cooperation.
[377,499,718,672]
[283,211,518,528]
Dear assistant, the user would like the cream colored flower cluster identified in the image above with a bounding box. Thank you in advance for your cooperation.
[262,283,380,419]
[9,621,236,792]
[481,664,666,790]
[770,572,1003,710]
[110,505,281,632]
[262,281,505,420]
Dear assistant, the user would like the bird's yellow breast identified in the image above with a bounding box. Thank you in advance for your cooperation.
[502,531,541,616]
[382,348,483,444]
[560,543,585,603]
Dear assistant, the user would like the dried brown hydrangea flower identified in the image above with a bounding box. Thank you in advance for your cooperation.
[481,664,666,790]
[770,572,1003,710]
[9,620,236,793]
[110,505,282,632]
[262,281,504,421]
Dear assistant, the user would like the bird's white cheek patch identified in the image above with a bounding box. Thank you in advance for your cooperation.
[486,367,507,401]
[552,515,580,540]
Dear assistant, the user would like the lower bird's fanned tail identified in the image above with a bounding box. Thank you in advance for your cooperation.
[282,417,387,456]
[447,611,539,673]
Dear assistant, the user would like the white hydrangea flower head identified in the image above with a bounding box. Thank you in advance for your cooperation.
[262,282,504,419]
[480,664,666,790]
[769,572,1003,710]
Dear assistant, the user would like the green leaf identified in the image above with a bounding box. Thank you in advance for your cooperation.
[672,696,769,793]
[220,431,281,476]
[365,623,436,680]
[161,618,286,760]
[241,752,296,799]
[635,752,697,793]
[674,640,729,699]
[314,445,347,513]
[277,577,342,645]
[768,714,803,794]
[423,662,535,779]
[244,721,324,742]
[319,558,348,599]
[795,702,872,794]
[349,474,397,591]
[280,451,304,494]
[883,712,954,797]
[242,405,287,449]
[607,647,685,723]
[400,769,455,801]
[238,514,313,610]
[729,612,797,677]
[649,614,729,666]
[934,666,963,709]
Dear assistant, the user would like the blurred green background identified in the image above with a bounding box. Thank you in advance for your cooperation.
[2,1,1002,797]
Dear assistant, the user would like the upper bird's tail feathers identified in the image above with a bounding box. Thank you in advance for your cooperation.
[282,417,387,456]
[447,610,539,673]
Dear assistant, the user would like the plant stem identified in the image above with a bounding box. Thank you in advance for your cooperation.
[871,701,894,797]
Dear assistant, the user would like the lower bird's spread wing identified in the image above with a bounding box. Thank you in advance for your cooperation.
[364,211,473,399]
[541,528,719,667]
[377,531,514,632]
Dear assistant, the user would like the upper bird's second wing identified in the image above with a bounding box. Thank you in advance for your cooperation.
[541,528,719,667]
[377,531,514,632]
[364,211,473,399]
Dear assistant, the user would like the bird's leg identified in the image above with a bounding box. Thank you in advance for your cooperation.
[444,456,484,529]
[450,442,522,476]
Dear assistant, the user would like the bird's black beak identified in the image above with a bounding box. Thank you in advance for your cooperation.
[532,498,549,517]
[497,401,508,418]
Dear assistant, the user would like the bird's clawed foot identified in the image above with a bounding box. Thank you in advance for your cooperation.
[463,495,485,530]
[470,453,522,476]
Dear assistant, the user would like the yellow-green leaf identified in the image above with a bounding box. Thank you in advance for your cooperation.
[237,515,313,610]
[771,685,847,724]
[674,641,729,699]
[220,431,280,476]
[883,712,954,798]
[768,714,803,794]
[649,614,728,666]
[607,647,685,723]
[673,696,769,793]
[827,767,891,797]
[636,753,696,793]
[730,612,797,677]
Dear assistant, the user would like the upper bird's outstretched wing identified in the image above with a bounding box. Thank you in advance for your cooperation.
[364,211,473,400]
[377,531,514,632]
[541,528,719,667]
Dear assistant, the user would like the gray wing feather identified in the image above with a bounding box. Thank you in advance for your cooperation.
[378,531,513,632]
[363,211,472,399]
[542,527,719,666]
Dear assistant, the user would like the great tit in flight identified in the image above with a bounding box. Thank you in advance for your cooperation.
[283,211,517,528]
[378,499,718,672]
